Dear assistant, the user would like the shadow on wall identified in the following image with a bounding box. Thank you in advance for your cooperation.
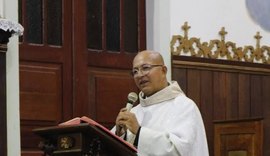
[246,0,270,32]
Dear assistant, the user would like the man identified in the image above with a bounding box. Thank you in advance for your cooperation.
[114,50,209,156]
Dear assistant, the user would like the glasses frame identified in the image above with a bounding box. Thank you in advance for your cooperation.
[131,64,163,77]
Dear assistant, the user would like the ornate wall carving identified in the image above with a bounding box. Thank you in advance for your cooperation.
[171,22,270,64]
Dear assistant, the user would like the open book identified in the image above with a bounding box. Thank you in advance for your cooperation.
[59,116,137,152]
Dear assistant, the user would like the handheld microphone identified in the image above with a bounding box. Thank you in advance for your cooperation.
[117,92,138,137]
[126,92,138,111]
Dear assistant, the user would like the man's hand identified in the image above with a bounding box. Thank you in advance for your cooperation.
[115,108,140,135]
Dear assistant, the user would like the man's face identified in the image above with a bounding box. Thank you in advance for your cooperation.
[132,53,167,96]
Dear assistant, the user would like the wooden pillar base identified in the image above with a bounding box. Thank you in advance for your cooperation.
[0,43,7,52]
[0,43,7,156]
[0,30,11,156]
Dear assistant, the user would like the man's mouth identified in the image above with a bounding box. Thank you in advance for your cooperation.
[139,80,149,86]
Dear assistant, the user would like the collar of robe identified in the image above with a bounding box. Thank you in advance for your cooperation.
[139,81,184,107]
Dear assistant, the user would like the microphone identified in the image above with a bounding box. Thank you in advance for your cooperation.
[117,92,138,137]
[126,92,138,111]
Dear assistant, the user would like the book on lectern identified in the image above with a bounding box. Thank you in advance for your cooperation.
[59,116,137,152]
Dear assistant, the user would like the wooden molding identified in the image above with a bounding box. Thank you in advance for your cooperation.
[173,60,270,75]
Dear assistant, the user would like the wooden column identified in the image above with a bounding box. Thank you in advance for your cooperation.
[0,29,12,156]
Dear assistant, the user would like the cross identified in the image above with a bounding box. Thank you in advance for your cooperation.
[254,32,262,48]
[219,27,227,41]
[182,22,190,38]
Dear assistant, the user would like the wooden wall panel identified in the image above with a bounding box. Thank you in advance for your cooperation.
[262,76,270,156]
[238,74,251,118]
[172,68,187,93]
[88,67,138,128]
[21,125,44,150]
[187,69,201,107]
[213,72,227,120]
[214,119,263,156]
[200,70,214,156]
[250,75,263,118]
[225,73,238,120]
[20,62,62,122]
[20,62,63,149]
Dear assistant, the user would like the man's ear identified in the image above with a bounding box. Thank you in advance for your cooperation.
[162,66,167,74]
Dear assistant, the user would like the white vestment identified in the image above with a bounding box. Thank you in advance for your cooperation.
[114,81,209,156]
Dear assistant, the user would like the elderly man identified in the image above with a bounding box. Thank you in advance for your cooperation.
[114,50,209,156]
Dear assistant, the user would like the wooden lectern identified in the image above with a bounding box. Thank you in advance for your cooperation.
[33,123,137,156]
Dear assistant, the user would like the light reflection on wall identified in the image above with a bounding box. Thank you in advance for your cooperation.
[246,0,270,32]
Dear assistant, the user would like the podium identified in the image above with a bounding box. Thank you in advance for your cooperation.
[33,123,137,156]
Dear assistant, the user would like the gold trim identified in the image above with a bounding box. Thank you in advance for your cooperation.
[171,22,270,64]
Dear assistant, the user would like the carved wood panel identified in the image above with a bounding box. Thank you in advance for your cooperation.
[214,119,262,156]
[20,62,63,149]
[88,67,139,128]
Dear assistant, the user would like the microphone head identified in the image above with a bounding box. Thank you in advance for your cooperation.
[128,92,138,104]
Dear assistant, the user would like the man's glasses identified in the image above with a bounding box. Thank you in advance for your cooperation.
[131,64,163,77]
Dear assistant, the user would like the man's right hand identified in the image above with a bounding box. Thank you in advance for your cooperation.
[115,107,140,136]
[115,108,128,136]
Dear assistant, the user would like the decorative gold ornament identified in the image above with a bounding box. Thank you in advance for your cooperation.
[59,136,74,149]
[171,22,270,64]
